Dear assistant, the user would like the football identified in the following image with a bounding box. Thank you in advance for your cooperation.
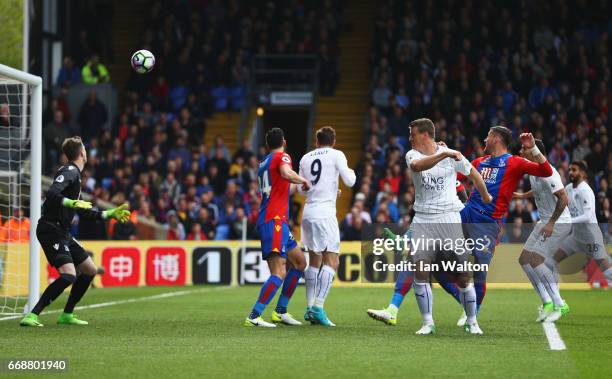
[131,49,155,74]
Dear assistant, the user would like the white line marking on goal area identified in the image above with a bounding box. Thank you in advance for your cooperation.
[542,322,567,350]
[0,286,234,322]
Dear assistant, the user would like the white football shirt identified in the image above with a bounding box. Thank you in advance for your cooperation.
[299,147,356,219]
[566,181,597,224]
[529,165,571,223]
[406,145,471,214]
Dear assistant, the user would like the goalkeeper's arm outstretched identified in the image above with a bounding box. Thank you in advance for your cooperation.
[20,136,131,327]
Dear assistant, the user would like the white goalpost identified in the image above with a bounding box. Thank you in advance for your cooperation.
[0,63,42,315]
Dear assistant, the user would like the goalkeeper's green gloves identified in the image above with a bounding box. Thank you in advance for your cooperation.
[102,204,131,223]
[62,198,92,209]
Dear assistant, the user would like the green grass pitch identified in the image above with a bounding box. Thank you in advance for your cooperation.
[1,286,611,378]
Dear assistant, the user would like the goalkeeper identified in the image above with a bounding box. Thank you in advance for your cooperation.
[20,136,130,327]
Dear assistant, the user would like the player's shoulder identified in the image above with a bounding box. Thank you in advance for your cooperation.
[299,150,311,164]
[578,181,594,195]
[304,146,337,157]
[506,153,523,162]
[53,164,80,183]
[549,166,563,181]
[330,147,347,161]
[55,164,79,178]
[271,151,292,164]
[301,147,323,164]
[406,148,421,159]
[471,155,489,166]
[506,153,533,169]
[543,167,563,188]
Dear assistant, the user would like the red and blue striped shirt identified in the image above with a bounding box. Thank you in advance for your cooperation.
[257,151,293,225]
[462,153,552,219]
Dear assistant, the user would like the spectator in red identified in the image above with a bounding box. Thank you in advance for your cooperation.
[151,75,169,108]
[187,223,207,240]
[378,166,401,195]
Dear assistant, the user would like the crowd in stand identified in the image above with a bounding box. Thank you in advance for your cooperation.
[126,0,342,106]
[34,0,611,242]
[343,0,611,242]
[40,0,342,241]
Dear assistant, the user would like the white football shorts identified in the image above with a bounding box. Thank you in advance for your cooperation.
[301,217,341,254]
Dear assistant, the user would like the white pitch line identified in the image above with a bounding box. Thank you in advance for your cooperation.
[542,322,567,350]
[0,286,233,322]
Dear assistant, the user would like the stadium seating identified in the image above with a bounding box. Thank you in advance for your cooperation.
[345,0,611,240]
[47,0,343,241]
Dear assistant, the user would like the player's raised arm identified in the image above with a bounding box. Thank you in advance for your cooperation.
[517,133,552,177]
[408,148,459,172]
[336,151,356,187]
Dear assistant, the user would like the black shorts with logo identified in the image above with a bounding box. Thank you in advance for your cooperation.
[36,221,89,268]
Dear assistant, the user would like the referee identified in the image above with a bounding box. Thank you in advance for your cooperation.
[20,136,130,327]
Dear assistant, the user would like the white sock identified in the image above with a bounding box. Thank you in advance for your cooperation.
[314,265,335,308]
[459,284,478,324]
[305,266,318,307]
[534,263,564,306]
[603,267,612,283]
[545,257,560,283]
[414,281,433,324]
[522,264,552,304]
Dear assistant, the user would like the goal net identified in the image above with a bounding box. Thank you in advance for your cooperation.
[0,63,42,316]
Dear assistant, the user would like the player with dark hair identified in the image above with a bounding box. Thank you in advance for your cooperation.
[367,126,553,327]
[244,128,311,327]
[20,137,131,327]
[368,177,470,325]
[513,140,571,322]
[369,118,492,334]
[551,161,612,300]
[299,126,356,326]
[315,126,336,146]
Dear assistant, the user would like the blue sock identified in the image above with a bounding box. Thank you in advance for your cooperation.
[390,270,413,308]
[250,275,282,319]
[435,271,461,304]
[275,268,302,314]
[473,251,492,312]
[474,271,487,312]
